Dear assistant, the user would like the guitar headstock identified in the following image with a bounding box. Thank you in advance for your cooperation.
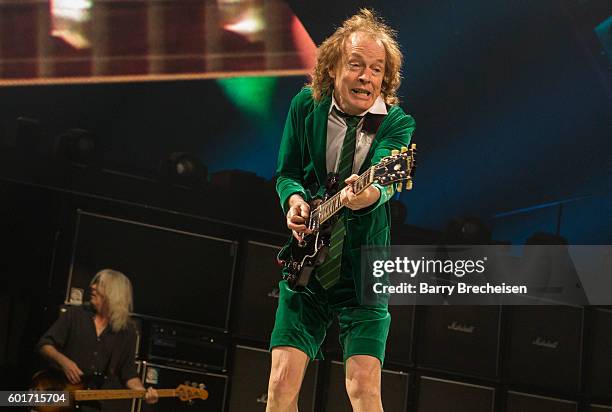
[175,384,209,401]
[373,143,417,191]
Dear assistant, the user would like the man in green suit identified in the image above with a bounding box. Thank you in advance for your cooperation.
[266,9,415,412]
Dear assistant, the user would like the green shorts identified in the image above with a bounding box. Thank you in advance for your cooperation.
[269,274,391,364]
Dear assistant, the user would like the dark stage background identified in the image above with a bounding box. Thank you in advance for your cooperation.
[0,0,611,411]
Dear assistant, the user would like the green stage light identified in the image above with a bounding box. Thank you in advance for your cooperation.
[217,76,277,118]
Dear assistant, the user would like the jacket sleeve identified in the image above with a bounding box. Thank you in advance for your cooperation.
[275,92,309,214]
[353,110,416,216]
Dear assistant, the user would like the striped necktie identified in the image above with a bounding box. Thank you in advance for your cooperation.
[317,113,362,289]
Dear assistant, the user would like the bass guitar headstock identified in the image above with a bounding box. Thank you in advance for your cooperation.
[175,384,209,401]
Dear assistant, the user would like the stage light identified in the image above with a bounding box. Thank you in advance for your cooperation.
[161,152,207,186]
[217,76,277,118]
[445,216,492,244]
[218,0,264,42]
[50,0,93,49]
[54,128,97,165]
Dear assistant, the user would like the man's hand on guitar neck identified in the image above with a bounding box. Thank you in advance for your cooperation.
[126,377,159,404]
[341,174,381,210]
[286,194,312,241]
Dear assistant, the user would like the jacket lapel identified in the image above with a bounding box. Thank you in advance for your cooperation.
[305,95,332,187]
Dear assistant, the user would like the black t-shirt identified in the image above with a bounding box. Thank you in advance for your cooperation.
[37,304,138,386]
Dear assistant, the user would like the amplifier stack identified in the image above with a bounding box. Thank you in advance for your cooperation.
[54,205,612,411]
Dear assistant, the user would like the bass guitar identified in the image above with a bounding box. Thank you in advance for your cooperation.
[30,369,208,412]
[278,144,416,289]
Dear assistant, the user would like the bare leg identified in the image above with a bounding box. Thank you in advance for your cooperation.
[266,346,309,412]
[345,354,383,412]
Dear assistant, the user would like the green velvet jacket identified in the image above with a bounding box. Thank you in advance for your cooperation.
[276,88,416,288]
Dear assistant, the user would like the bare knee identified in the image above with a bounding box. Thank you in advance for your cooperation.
[268,366,300,401]
[346,369,381,400]
[345,356,382,402]
[267,347,308,409]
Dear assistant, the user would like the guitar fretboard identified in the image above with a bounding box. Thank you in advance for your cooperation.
[316,166,375,225]
[73,388,177,401]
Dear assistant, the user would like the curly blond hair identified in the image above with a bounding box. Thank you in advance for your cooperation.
[308,9,403,105]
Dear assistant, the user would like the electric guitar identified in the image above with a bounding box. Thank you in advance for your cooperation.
[30,369,208,412]
[278,144,417,289]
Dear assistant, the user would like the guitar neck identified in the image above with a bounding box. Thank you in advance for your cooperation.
[73,388,176,401]
[316,167,375,225]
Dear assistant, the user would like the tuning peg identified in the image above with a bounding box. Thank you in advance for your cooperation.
[406,179,413,190]
[400,146,408,153]
[391,149,399,156]
[411,143,417,150]
[396,182,403,192]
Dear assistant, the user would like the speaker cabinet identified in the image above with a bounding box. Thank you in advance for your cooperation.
[416,306,501,378]
[228,345,318,411]
[417,376,494,412]
[386,305,415,366]
[505,391,577,412]
[0,295,8,365]
[324,360,409,411]
[323,316,341,354]
[139,362,228,412]
[66,210,237,330]
[504,306,583,392]
[584,308,612,400]
[141,320,228,372]
[233,241,283,342]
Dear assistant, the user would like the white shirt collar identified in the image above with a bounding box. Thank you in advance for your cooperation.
[329,93,388,116]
